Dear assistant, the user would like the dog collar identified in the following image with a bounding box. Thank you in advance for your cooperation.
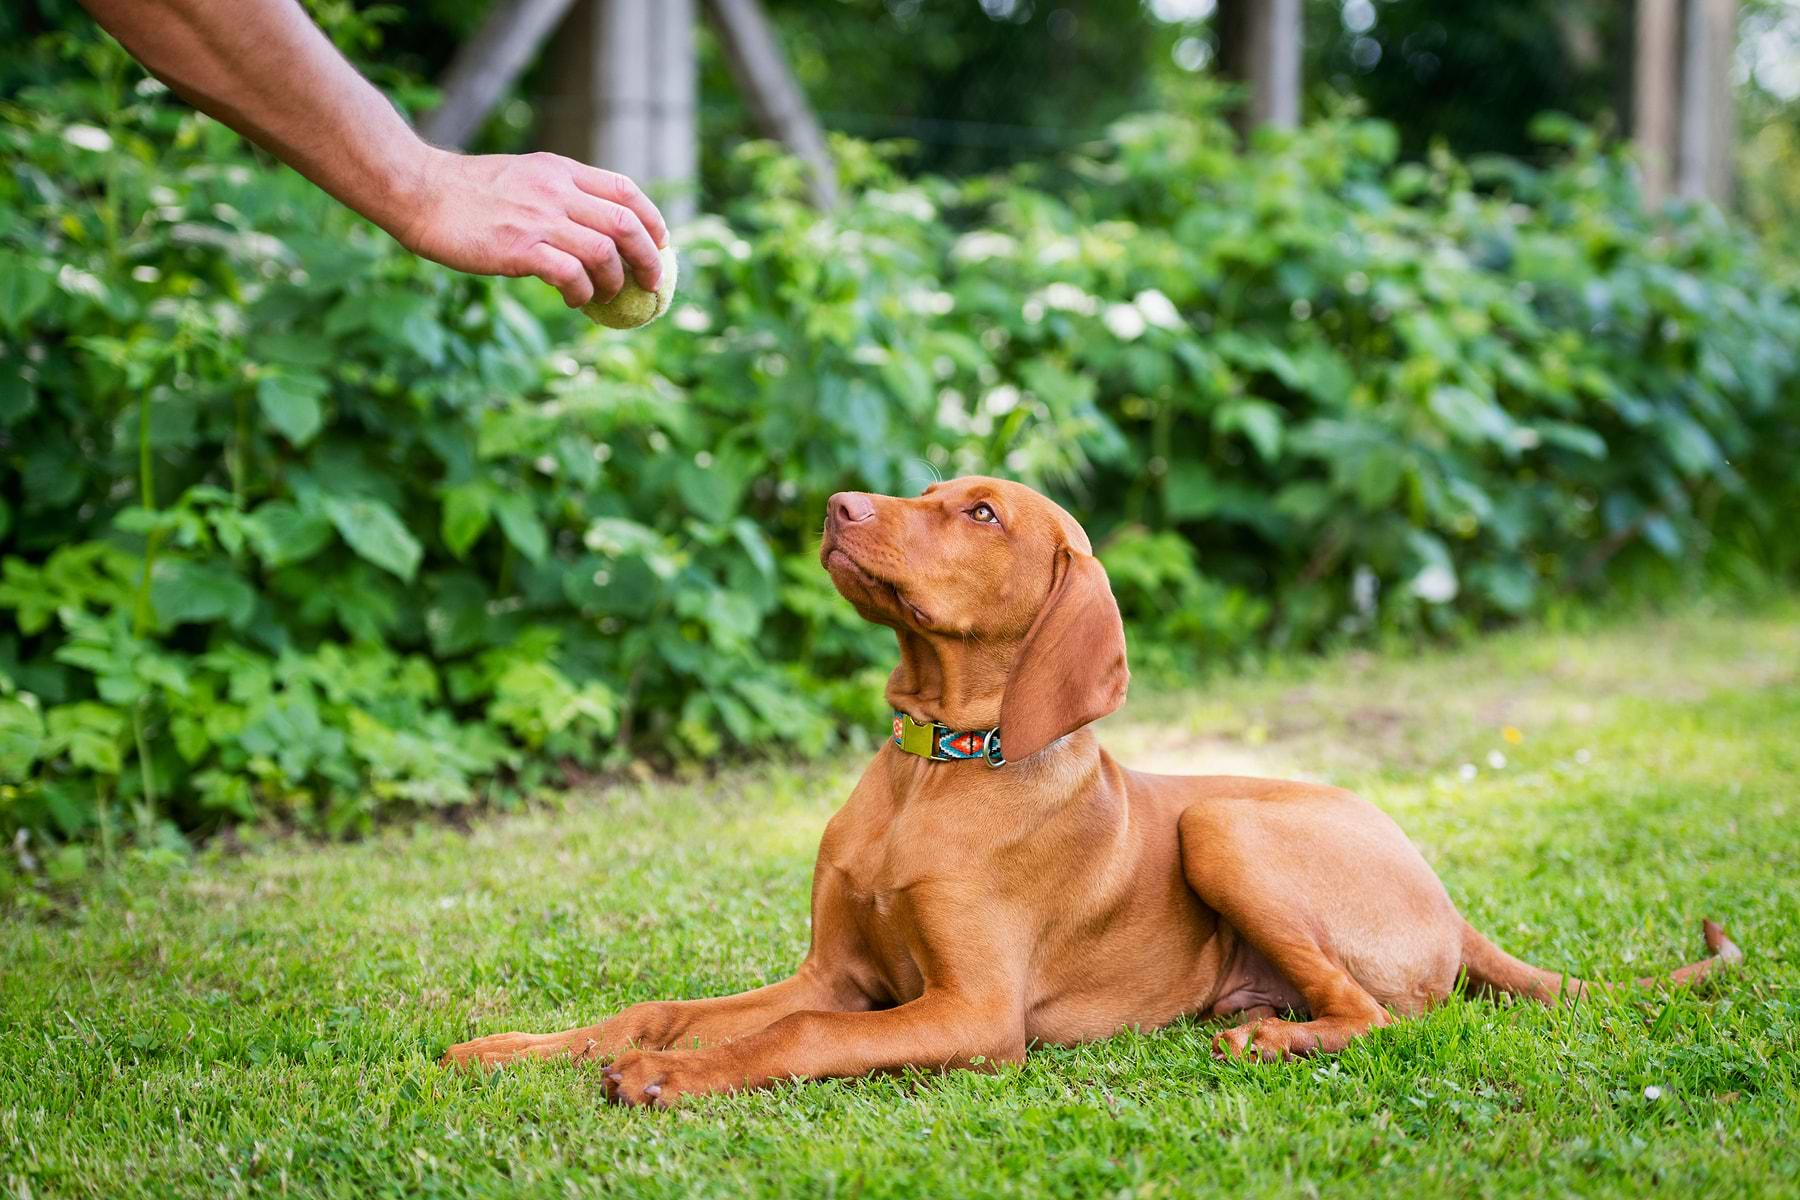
[892,711,1007,767]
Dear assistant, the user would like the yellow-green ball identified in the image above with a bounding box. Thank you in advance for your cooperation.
[580,245,678,329]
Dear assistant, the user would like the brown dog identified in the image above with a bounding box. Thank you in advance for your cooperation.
[443,476,1740,1106]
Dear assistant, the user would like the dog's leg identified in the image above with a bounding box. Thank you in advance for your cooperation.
[600,989,1027,1107]
[1205,933,1391,1061]
[1178,792,1467,1061]
[441,968,860,1069]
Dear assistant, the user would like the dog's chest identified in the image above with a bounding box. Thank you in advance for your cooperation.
[822,814,938,1003]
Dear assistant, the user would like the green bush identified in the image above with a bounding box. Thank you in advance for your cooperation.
[3,27,1797,845]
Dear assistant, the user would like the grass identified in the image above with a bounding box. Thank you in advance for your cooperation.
[3,602,1798,1198]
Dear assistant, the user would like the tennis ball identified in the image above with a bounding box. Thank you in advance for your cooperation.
[579,244,678,329]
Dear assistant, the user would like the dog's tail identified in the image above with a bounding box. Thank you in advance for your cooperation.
[1458,918,1742,1004]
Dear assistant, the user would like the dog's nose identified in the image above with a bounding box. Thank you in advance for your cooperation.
[829,491,876,525]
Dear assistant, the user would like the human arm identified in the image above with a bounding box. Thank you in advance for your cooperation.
[78,0,668,306]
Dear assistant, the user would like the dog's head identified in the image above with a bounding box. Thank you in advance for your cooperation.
[819,476,1128,762]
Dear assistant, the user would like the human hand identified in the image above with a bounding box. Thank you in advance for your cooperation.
[393,149,670,308]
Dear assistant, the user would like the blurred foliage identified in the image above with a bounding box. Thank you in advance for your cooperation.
[4,17,1800,848]
[1304,0,1625,161]
[705,0,1176,177]
[1737,0,1800,260]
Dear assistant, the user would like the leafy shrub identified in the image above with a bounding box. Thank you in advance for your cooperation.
[3,27,1797,846]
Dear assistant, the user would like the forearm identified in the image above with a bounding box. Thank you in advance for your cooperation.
[79,0,431,241]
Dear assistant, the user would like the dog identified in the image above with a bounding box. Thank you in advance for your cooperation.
[443,476,1741,1106]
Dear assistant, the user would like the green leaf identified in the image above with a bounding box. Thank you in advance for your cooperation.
[1429,385,1515,448]
[0,251,53,331]
[0,695,46,782]
[251,331,335,370]
[1659,414,1722,477]
[325,497,422,582]
[151,559,256,628]
[1469,562,1538,615]
[1354,452,1405,508]
[0,372,37,428]
[440,483,492,559]
[492,492,548,564]
[675,461,747,525]
[256,371,328,446]
[46,702,125,775]
[244,501,334,568]
[731,518,776,579]
[1215,399,1284,462]
[46,843,88,885]
[1536,422,1608,460]
[1164,462,1224,521]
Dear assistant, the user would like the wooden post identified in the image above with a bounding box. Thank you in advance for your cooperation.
[1216,0,1303,135]
[1633,0,1680,205]
[534,0,696,221]
[1636,0,1735,206]
[648,0,699,219]
[1676,0,1735,203]
[704,0,838,208]
[416,0,833,215]
[419,0,580,150]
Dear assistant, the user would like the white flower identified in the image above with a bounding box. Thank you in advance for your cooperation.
[1486,750,1507,770]
[1351,565,1378,615]
[672,305,711,333]
[1103,303,1147,341]
[952,231,1017,263]
[936,389,969,431]
[57,265,108,301]
[1574,748,1592,765]
[63,124,113,153]
[983,385,1021,416]
[1134,289,1185,331]
[1458,763,1478,782]
[1410,564,1459,604]
[1042,282,1097,315]
[871,190,936,221]
[1644,1085,1663,1101]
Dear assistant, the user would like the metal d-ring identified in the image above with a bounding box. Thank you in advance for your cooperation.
[983,731,1006,768]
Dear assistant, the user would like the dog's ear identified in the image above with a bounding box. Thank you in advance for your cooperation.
[997,547,1129,763]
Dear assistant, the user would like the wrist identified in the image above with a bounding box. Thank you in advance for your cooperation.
[370,138,448,251]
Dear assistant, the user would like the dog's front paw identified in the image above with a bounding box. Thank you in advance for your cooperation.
[603,1047,734,1108]
[442,1031,543,1069]
[442,1029,600,1069]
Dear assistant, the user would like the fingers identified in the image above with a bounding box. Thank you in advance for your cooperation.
[553,224,626,304]
[567,192,662,291]
[570,164,670,252]
[518,241,595,308]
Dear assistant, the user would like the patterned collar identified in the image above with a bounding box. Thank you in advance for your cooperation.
[891,711,1007,767]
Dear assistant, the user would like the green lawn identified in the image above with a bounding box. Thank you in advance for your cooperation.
[4,605,1798,1198]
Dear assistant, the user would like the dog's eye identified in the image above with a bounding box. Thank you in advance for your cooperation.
[969,503,998,525]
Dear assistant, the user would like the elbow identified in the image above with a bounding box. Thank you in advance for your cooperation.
[949,1007,1027,1070]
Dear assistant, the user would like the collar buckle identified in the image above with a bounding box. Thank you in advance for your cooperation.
[896,712,937,758]
[892,711,1007,767]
